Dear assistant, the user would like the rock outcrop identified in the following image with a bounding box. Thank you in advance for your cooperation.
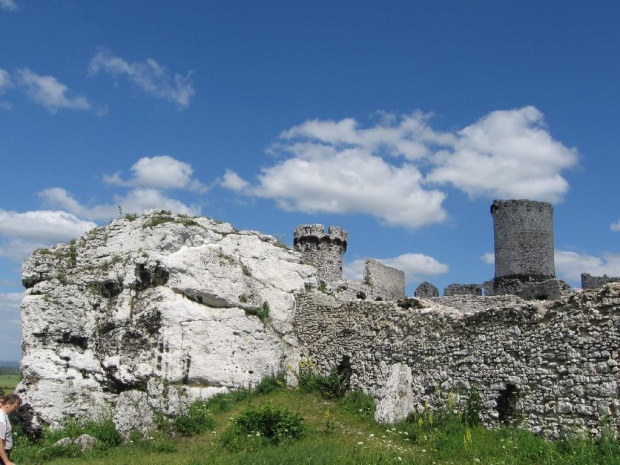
[17,210,316,432]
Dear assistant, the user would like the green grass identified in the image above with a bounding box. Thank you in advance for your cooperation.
[0,370,20,394]
[10,381,620,465]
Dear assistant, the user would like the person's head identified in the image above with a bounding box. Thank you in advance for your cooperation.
[2,394,21,414]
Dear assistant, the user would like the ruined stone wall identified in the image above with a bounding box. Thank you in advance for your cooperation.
[444,284,482,296]
[582,273,620,290]
[295,284,620,438]
[364,259,405,300]
[491,200,555,285]
[294,225,347,285]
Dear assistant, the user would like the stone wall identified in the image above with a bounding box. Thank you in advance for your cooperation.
[444,284,482,296]
[295,284,620,438]
[582,273,620,290]
[414,282,439,298]
[363,259,405,301]
[293,224,347,285]
[491,200,555,292]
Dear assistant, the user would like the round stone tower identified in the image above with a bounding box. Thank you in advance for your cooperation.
[491,199,555,287]
[294,224,348,285]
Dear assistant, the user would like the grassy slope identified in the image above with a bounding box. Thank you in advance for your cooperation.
[0,367,20,394]
[13,387,620,465]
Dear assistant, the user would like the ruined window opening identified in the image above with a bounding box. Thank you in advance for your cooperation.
[497,383,519,425]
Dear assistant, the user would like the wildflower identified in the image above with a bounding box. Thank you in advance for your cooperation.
[418,417,424,428]
[357,441,364,445]
[463,428,473,448]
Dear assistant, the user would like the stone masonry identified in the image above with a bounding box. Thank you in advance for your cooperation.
[294,224,347,285]
[295,284,620,438]
[491,200,556,295]
[363,259,405,301]
[444,284,482,296]
[582,273,620,290]
[414,282,439,298]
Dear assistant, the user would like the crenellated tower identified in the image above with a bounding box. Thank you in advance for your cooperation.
[294,224,348,285]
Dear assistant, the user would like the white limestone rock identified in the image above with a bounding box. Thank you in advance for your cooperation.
[16,210,316,432]
[373,362,417,423]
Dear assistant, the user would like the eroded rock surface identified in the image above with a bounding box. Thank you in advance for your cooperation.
[17,211,316,432]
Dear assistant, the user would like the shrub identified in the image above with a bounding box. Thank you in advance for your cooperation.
[222,403,305,450]
[339,390,376,418]
[173,401,215,436]
[244,301,270,322]
[254,373,287,395]
[463,386,482,427]
[298,363,348,399]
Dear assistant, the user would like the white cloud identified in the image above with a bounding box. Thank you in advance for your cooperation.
[220,169,250,192]
[0,293,22,314]
[228,148,447,229]
[278,111,455,161]
[610,221,620,232]
[39,187,201,221]
[0,69,12,92]
[555,250,620,283]
[427,107,578,202]
[89,50,194,109]
[343,253,448,284]
[0,209,96,243]
[223,107,576,229]
[15,69,90,112]
[480,252,495,265]
[104,155,207,192]
[0,0,17,11]
[0,238,49,263]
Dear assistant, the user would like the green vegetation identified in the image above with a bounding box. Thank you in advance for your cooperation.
[142,211,199,228]
[0,367,20,394]
[244,301,270,322]
[124,213,138,221]
[9,371,620,465]
[241,264,252,277]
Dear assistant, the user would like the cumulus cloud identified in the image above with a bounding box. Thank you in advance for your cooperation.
[219,169,250,192]
[610,221,620,232]
[343,253,448,284]
[39,187,201,221]
[0,209,96,243]
[480,252,495,265]
[104,155,207,193]
[222,107,576,229]
[427,107,578,202]
[0,69,12,92]
[0,210,95,262]
[89,50,194,109]
[15,69,90,112]
[0,238,51,262]
[0,0,17,11]
[228,149,447,229]
[0,293,22,314]
[555,250,620,284]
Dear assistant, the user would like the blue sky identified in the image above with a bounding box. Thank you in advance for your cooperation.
[1,1,619,360]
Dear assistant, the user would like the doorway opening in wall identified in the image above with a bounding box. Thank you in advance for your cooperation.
[336,355,352,391]
[497,384,519,425]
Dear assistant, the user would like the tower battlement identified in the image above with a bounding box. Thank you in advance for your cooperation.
[294,224,347,284]
[293,224,348,247]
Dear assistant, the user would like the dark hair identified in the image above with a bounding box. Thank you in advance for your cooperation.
[3,394,21,406]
